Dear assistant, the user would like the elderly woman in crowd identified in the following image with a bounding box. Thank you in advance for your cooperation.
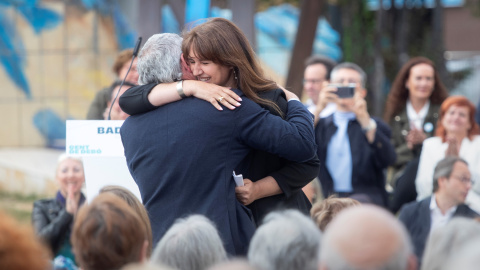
[32,154,86,263]
[72,193,149,270]
[151,215,227,270]
[99,185,153,257]
[384,57,449,212]
[416,96,480,211]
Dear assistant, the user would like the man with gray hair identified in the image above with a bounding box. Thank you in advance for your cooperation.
[399,156,479,263]
[315,62,396,207]
[248,210,322,270]
[120,33,317,256]
[320,205,417,270]
[151,215,227,270]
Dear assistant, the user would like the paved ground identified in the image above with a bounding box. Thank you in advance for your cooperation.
[0,147,63,196]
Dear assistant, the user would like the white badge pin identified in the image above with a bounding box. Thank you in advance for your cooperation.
[424,122,434,133]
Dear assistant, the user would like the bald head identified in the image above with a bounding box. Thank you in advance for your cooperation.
[320,205,416,270]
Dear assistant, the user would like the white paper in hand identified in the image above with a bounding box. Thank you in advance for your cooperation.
[232,171,244,187]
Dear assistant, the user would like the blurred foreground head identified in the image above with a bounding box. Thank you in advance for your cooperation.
[0,210,51,270]
[72,193,149,270]
[151,215,227,270]
[320,205,417,270]
[248,210,322,270]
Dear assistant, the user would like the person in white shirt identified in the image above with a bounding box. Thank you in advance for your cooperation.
[416,96,480,212]
[399,156,479,264]
[303,55,337,119]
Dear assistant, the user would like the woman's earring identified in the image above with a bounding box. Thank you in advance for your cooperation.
[233,69,238,81]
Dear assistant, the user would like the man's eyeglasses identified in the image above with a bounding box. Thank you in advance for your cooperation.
[303,79,323,85]
[451,175,475,185]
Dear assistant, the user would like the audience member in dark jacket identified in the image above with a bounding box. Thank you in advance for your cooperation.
[32,155,86,262]
[399,157,479,264]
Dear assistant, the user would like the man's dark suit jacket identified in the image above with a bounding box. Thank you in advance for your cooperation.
[399,196,480,261]
[315,115,396,207]
[120,89,317,256]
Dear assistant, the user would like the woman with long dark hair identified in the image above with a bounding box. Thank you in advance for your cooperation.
[385,57,449,213]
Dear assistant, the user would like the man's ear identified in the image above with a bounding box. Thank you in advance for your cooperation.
[438,176,448,189]
[180,54,191,72]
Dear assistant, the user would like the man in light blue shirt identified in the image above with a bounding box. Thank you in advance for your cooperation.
[315,62,396,207]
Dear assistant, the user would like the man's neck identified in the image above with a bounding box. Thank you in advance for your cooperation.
[434,192,458,215]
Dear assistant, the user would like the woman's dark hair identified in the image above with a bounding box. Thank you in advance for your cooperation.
[383,56,448,122]
[182,18,282,116]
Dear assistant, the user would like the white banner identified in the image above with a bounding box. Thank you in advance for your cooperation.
[66,120,125,157]
[66,120,141,202]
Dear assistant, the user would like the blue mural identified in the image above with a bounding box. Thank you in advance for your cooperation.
[79,0,136,50]
[0,0,136,148]
[33,109,67,149]
[0,0,62,98]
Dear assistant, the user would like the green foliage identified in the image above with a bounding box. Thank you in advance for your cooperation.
[0,191,39,224]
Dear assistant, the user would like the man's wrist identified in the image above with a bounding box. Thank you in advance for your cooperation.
[361,118,377,132]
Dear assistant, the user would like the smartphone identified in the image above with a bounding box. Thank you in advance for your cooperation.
[335,84,356,99]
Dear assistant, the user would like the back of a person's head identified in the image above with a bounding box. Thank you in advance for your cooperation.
[207,259,258,270]
[151,215,227,270]
[137,33,183,85]
[121,262,173,270]
[445,235,480,270]
[422,218,480,270]
[0,211,51,270]
[320,205,415,270]
[72,193,148,270]
[113,49,134,76]
[99,185,153,257]
[248,210,322,270]
[311,196,360,231]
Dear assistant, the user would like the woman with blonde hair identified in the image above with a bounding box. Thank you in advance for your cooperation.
[32,154,86,263]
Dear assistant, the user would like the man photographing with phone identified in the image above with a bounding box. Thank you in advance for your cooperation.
[314,62,396,207]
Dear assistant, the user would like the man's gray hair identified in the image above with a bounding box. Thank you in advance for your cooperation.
[248,210,322,270]
[331,62,367,87]
[151,215,226,270]
[422,217,480,270]
[432,156,468,193]
[137,33,183,85]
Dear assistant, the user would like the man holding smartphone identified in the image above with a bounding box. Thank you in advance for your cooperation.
[314,62,396,207]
